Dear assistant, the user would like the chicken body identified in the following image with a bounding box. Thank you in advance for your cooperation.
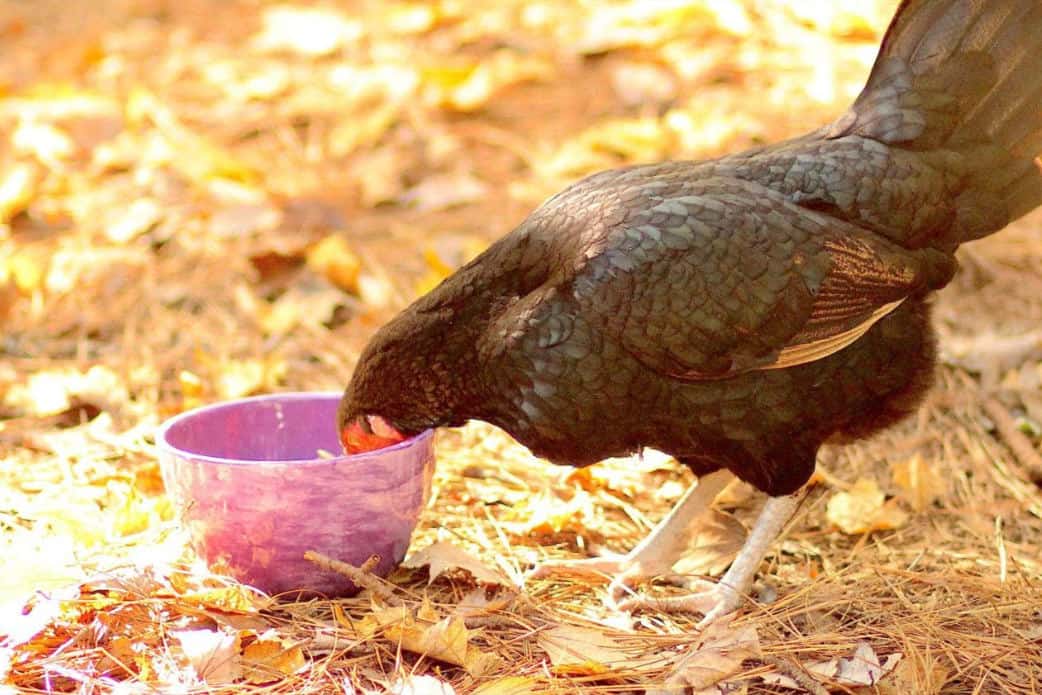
[340,0,1042,623]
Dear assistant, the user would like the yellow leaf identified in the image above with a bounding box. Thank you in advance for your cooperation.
[331,602,352,629]
[328,104,399,157]
[422,64,478,92]
[504,488,594,536]
[384,615,470,667]
[385,3,439,34]
[6,251,47,294]
[826,478,908,535]
[372,603,412,627]
[423,52,554,111]
[892,455,946,512]
[0,163,38,223]
[181,585,267,614]
[306,235,362,294]
[215,358,285,400]
[110,489,154,537]
[241,638,306,684]
[12,120,75,163]
[464,650,504,678]
[252,6,361,57]
[126,88,259,185]
[782,2,885,39]
[415,237,488,297]
[105,198,162,244]
[537,625,661,676]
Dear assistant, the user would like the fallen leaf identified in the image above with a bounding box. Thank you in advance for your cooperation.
[781,2,885,39]
[0,585,80,648]
[400,172,488,212]
[0,163,38,223]
[574,0,752,54]
[871,648,949,695]
[127,88,260,186]
[357,272,396,309]
[110,487,167,537]
[328,104,400,157]
[537,625,664,676]
[12,120,74,164]
[4,251,47,295]
[371,602,500,675]
[172,628,242,685]
[384,3,441,35]
[422,51,554,111]
[188,354,286,400]
[452,587,516,620]
[105,198,163,244]
[761,641,902,690]
[661,620,761,691]
[611,62,678,107]
[180,584,267,614]
[209,202,282,238]
[241,638,306,684]
[252,6,362,56]
[385,614,465,667]
[403,541,509,585]
[826,478,908,535]
[672,509,747,577]
[892,455,946,512]
[415,236,489,296]
[258,277,348,334]
[3,365,125,417]
[307,235,362,294]
[355,148,405,207]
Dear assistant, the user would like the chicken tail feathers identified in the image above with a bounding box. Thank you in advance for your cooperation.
[835,0,1042,239]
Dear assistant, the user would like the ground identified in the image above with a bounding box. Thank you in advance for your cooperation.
[2,1,1042,693]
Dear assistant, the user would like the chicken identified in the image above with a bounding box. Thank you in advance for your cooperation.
[338,0,1042,626]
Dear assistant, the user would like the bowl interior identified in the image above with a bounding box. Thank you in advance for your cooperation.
[161,393,344,462]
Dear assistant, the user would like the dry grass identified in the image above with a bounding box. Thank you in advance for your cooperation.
[2,0,1042,692]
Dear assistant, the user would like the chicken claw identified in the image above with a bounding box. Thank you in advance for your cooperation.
[613,488,808,626]
[616,578,741,628]
[527,470,734,600]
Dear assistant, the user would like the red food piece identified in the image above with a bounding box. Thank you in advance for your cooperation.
[341,414,406,454]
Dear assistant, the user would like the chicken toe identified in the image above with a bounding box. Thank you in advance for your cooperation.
[528,469,734,598]
[616,488,808,626]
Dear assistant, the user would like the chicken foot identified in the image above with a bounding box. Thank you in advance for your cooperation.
[528,469,735,603]
[618,486,809,627]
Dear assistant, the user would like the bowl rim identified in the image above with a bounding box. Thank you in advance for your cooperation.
[155,391,434,467]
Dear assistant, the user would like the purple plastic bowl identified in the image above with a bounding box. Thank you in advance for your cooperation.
[156,392,435,597]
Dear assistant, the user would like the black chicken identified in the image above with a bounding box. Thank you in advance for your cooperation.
[339,0,1042,625]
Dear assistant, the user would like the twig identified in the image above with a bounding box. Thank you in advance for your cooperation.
[761,655,829,695]
[459,591,521,629]
[983,399,1042,483]
[304,551,402,605]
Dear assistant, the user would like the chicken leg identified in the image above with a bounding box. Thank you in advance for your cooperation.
[618,487,809,627]
[528,469,735,603]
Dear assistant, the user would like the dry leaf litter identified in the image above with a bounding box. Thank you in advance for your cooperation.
[2,0,1042,693]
